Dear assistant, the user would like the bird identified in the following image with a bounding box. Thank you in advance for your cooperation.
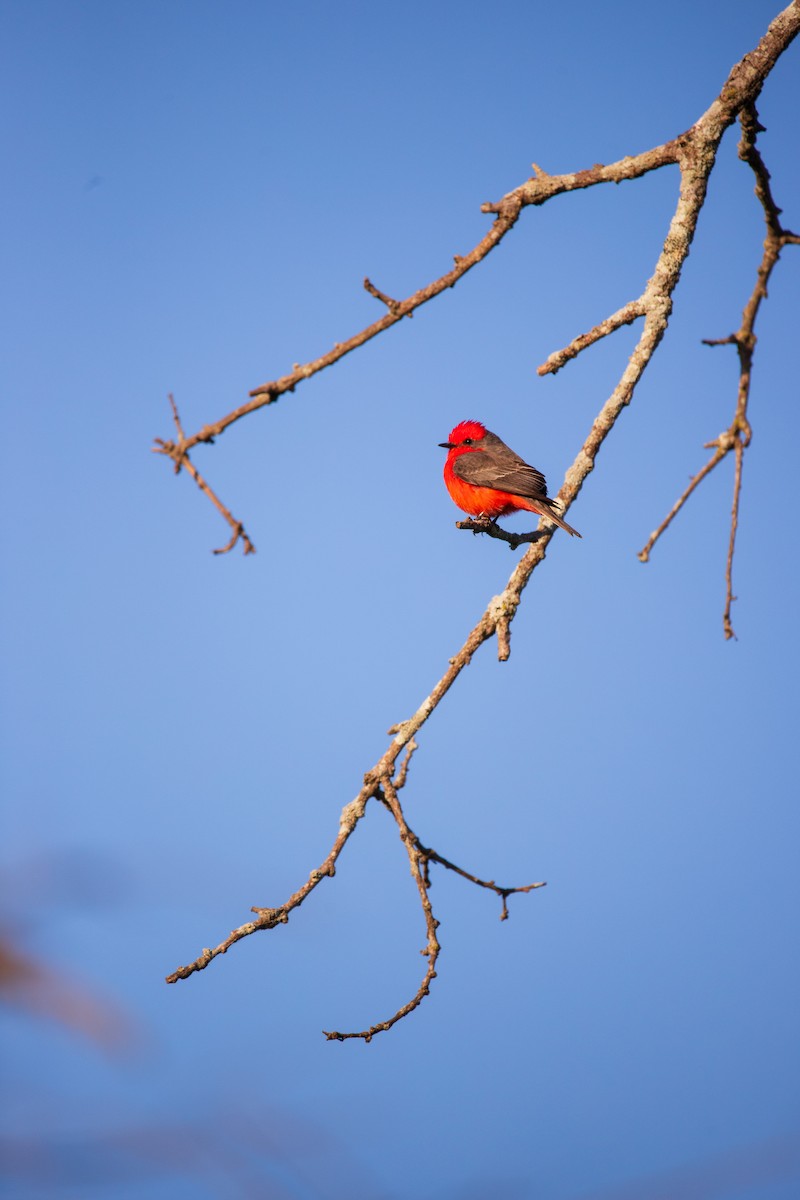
[439,420,581,538]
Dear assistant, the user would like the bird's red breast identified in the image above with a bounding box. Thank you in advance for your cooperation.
[442,460,524,517]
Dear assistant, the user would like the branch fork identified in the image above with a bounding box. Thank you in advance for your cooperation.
[169,733,544,1042]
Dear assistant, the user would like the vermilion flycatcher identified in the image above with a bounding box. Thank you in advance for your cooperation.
[439,420,581,538]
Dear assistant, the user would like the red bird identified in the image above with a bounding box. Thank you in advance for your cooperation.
[439,420,581,538]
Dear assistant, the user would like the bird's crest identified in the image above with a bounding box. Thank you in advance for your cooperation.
[448,420,487,445]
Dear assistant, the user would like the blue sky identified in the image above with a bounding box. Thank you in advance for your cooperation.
[2,2,799,1197]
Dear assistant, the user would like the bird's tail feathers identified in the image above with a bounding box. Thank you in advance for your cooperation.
[535,497,582,538]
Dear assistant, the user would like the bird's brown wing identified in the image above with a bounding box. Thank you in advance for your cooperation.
[452,446,549,501]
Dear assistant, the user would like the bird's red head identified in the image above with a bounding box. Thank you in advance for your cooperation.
[439,420,487,450]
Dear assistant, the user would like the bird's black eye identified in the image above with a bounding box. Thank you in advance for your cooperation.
[463,438,473,445]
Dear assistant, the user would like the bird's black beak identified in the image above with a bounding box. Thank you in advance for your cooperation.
[438,441,453,449]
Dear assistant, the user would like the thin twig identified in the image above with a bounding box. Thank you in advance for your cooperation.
[363,277,408,315]
[416,840,546,922]
[392,738,418,791]
[724,440,745,640]
[456,518,547,550]
[154,396,256,555]
[637,445,727,563]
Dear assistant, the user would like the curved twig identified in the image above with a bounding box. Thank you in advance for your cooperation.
[323,778,440,1042]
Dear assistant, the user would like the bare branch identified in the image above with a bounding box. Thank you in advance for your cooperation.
[638,97,799,636]
[164,7,800,1032]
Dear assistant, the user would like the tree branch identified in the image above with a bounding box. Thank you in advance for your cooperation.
[164,5,800,1033]
[637,99,799,638]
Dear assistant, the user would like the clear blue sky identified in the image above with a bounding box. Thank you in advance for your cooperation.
[2,2,799,1197]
